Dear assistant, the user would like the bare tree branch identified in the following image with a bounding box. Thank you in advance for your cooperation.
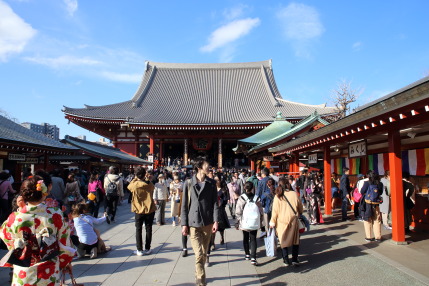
[330,79,362,119]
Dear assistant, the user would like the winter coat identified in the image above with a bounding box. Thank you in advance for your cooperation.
[270,190,303,248]
[170,181,183,217]
[128,178,156,214]
[64,181,83,204]
[235,192,263,231]
[104,174,124,197]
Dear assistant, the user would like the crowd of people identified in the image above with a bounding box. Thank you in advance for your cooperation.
[0,158,419,286]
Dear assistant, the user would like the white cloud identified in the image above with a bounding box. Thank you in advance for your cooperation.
[99,71,141,83]
[223,5,248,21]
[0,0,37,62]
[277,3,324,40]
[277,3,324,58]
[352,41,362,51]
[64,0,78,17]
[24,55,101,69]
[201,18,260,53]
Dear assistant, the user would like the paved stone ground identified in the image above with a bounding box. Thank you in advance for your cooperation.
[1,201,428,285]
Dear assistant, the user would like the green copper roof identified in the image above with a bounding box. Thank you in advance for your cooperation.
[248,111,329,153]
[239,112,294,145]
[234,111,330,154]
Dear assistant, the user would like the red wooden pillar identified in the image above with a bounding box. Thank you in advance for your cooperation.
[291,151,299,175]
[218,139,222,168]
[324,146,332,215]
[183,139,188,166]
[159,139,164,165]
[388,130,406,244]
[361,154,368,175]
[250,159,255,171]
[134,133,140,157]
[265,161,271,168]
[149,134,155,154]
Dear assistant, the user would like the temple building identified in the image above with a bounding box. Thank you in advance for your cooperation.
[63,60,337,167]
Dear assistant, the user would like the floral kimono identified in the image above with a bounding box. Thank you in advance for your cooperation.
[0,203,75,286]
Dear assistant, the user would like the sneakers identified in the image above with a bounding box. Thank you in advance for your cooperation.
[90,247,97,259]
[250,258,258,266]
[364,238,375,242]
[105,214,111,224]
[374,238,382,242]
[383,225,392,230]
[172,221,176,226]
[133,250,144,256]
[258,231,267,239]
[182,249,188,257]
[144,249,152,255]
[205,255,210,267]
[245,254,250,261]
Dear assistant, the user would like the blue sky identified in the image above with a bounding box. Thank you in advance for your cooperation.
[1,0,428,142]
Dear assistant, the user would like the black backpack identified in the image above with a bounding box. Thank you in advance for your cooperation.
[106,177,119,197]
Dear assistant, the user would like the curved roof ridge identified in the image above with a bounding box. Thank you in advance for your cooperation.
[260,65,281,107]
[148,60,271,69]
[277,98,328,108]
[63,100,132,113]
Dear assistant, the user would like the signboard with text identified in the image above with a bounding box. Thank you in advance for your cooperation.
[8,154,25,161]
[263,156,273,162]
[308,154,318,164]
[348,140,367,158]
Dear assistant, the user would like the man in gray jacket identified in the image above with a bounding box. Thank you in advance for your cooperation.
[181,158,219,286]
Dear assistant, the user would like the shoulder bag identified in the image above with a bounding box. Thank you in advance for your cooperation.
[283,194,306,234]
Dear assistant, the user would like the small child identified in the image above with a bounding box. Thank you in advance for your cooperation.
[71,202,108,259]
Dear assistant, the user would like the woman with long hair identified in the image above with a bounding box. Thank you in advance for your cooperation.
[360,170,383,242]
[0,176,75,285]
[208,176,231,252]
[64,173,84,214]
[235,181,263,266]
[170,175,183,226]
[88,171,105,218]
[270,177,303,266]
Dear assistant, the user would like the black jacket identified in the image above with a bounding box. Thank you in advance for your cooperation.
[181,175,219,227]
[339,174,351,198]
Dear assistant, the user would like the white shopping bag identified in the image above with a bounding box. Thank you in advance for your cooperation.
[264,228,277,257]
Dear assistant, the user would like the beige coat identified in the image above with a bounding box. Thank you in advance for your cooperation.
[170,181,183,217]
[270,190,303,248]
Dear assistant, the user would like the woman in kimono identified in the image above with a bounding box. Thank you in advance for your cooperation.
[270,177,304,267]
[307,174,323,225]
[0,175,75,286]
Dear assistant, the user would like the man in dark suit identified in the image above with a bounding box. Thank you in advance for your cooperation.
[340,167,352,221]
[181,158,219,286]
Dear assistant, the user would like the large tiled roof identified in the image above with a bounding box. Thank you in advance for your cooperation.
[63,60,337,125]
[62,136,151,165]
[0,115,77,151]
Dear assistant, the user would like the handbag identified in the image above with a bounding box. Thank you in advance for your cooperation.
[283,194,305,234]
[174,194,180,203]
[264,228,277,257]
